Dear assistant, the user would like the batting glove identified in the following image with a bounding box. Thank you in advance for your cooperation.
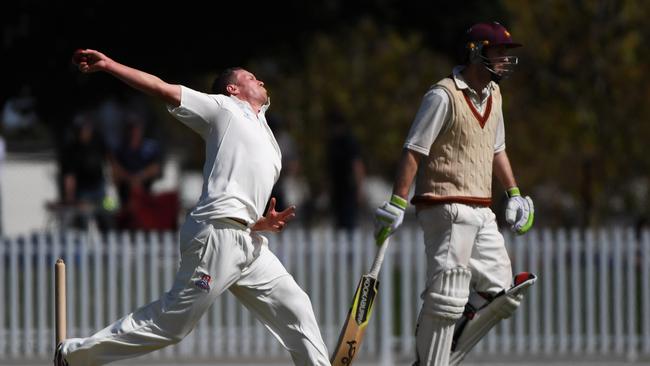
[505,187,534,235]
[374,194,408,243]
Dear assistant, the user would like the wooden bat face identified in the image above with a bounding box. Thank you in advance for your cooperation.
[330,275,380,366]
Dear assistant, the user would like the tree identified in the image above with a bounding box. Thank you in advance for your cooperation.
[503,0,650,226]
[249,18,451,209]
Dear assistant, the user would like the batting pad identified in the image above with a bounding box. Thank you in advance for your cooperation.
[422,267,472,320]
[414,268,472,366]
[448,272,537,366]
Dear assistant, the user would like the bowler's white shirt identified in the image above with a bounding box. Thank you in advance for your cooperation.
[404,66,506,156]
[168,86,281,225]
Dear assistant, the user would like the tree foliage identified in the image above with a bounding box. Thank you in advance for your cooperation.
[242,5,650,226]
[143,5,649,227]
[250,18,451,196]
[504,0,650,226]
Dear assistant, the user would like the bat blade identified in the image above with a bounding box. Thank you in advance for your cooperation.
[330,274,380,366]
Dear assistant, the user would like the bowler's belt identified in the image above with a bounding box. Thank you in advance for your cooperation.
[225,217,249,227]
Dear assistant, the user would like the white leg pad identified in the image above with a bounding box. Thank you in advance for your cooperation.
[415,316,455,366]
[449,272,537,366]
[415,267,472,366]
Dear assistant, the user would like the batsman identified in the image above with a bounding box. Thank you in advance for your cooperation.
[374,22,536,365]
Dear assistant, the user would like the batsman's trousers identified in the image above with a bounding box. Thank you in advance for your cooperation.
[417,203,513,295]
[61,217,330,366]
[413,203,514,365]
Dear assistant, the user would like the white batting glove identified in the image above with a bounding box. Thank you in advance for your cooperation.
[374,194,408,243]
[505,187,534,235]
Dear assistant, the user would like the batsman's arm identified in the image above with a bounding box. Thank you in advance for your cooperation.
[492,150,517,190]
[392,148,422,200]
[390,87,449,200]
[494,150,535,234]
[374,148,420,243]
[74,49,181,107]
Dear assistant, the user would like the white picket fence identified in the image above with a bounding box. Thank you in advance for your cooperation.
[1,226,649,363]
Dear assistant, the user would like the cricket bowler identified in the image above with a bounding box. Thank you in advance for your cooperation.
[373,22,537,365]
[55,49,329,365]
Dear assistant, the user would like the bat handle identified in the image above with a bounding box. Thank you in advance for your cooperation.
[375,227,390,246]
[368,229,391,278]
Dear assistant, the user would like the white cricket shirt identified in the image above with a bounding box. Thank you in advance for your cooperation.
[404,66,506,156]
[168,86,282,225]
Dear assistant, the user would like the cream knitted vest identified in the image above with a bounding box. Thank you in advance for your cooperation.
[412,77,502,207]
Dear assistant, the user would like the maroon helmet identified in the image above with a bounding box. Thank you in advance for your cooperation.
[464,22,521,81]
[465,22,522,49]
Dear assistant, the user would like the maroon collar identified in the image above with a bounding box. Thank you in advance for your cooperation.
[462,91,492,128]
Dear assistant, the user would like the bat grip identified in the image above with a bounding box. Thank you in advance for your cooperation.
[368,230,391,278]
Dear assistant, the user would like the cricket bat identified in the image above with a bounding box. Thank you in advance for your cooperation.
[330,228,391,366]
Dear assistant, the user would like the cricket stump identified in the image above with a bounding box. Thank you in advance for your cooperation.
[55,258,67,346]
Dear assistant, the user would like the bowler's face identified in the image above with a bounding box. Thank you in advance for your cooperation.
[233,69,268,105]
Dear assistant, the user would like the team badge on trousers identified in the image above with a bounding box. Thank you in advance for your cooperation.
[194,273,212,292]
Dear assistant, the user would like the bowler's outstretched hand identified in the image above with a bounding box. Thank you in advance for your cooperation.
[252,197,296,232]
[72,49,111,73]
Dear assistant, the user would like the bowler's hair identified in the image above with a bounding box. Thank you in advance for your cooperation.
[211,67,243,95]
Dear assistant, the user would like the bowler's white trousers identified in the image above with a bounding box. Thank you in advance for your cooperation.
[61,217,329,366]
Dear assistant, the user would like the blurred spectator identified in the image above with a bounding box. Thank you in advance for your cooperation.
[109,113,162,206]
[1,85,39,133]
[58,111,112,230]
[267,114,289,210]
[326,109,366,231]
[110,113,172,230]
[0,129,5,236]
[96,94,126,152]
[267,114,306,211]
